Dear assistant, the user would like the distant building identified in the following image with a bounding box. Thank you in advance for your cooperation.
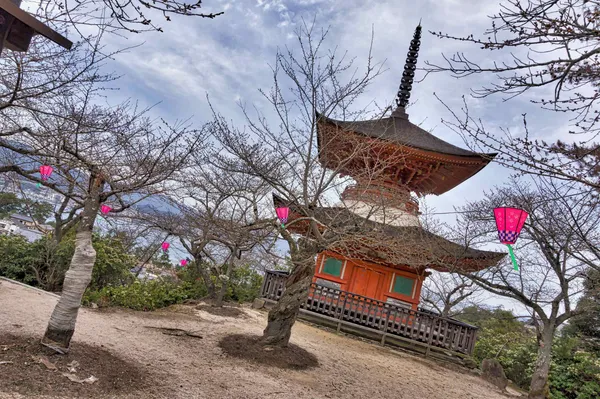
[16,228,43,242]
[0,217,45,243]
[0,220,19,235]
[10,214,36,228]
[7,214,52,234]
[131,262,178,280]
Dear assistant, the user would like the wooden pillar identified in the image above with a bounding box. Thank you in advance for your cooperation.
[259,270,269,298]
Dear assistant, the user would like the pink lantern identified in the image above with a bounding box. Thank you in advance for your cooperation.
[100,205,111,215]
[180,259,188,267]
[494,207,529,271]
[276,207,290,228]
[161,242,170,252]
[39,165,53,181]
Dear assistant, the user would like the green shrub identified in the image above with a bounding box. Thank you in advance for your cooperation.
[30,233,75,291]
[0,235,39,285]
[0,230,136,292]
[90,234,136,289]
[460,305,600,397]
[175,262,263,304]
[228,265,263,303]
[549,336,600,399]
[459,306,538,389]
[472,321,538,388]
[82,279,207,311]
[473,324,600,396]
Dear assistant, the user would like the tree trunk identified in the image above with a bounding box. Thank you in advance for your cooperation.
[53,221,63,245]
[215,255,235,307]
[215,276,228,307]
[194,257,216,299]
[441,305,451,318]
[262,247,315,347]
[41,180,101,353]
[528,325,555,399]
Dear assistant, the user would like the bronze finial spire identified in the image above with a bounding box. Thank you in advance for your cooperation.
[395,22,422,108]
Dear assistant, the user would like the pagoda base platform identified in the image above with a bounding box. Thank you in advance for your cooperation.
[258,271,478,357]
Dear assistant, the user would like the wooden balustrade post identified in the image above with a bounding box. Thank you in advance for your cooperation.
[268,275,275,299]
[259,272,269,298]
[449,325,457,351]
[468,328,478,355]
[337,293,347,333]
[425,317,435,357]
[266,278,273,299]
[277,276,285,300]
[380,307,392,346]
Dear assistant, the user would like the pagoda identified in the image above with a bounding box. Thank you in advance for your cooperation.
[276,24,504,311]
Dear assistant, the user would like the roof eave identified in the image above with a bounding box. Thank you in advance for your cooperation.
[316,113,497,160]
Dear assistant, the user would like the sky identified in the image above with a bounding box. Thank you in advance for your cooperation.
[38,0,582,315]
[92,0,571,216]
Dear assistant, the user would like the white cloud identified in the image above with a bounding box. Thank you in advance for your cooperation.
[92,0,582,201]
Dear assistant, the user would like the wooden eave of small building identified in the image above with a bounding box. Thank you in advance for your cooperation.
[273,193,505,273]
[0,0,72,51]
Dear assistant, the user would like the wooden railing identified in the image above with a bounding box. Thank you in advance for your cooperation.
[260,270,478,355]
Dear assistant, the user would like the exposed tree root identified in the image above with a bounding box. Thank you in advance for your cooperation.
[143,326,203,339]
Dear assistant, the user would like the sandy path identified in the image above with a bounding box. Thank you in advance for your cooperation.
[0,280,510,399]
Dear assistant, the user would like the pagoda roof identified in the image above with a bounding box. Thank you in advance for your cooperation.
[274,194,505,272]
[317,108,496,159]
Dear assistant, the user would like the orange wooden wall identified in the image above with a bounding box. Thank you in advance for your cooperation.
[312,251,426,310]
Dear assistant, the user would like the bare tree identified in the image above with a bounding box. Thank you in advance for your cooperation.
[139,160,277,305]
[0,27,128,248]
[208,20,386,346]
[424,0,600,190]
[0,91,205,352]
[0,26,118,137]
[450,177,598,399]
[420,272,482,318]
[208,20,486,347]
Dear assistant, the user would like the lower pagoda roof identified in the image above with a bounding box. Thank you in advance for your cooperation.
[274,194,505,273]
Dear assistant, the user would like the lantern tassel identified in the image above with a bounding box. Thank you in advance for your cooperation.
[281,223,285,229]
[36,182,41,188]
[507,244,519,271]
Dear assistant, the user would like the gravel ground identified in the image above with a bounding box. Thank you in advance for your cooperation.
[0,279,514,399]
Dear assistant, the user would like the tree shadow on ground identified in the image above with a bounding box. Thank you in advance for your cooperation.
[218,334,319,370]
[0,334,155,397]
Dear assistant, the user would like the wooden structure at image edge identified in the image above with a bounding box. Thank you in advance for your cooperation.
[258,270,478,357]
[0,0,72,54]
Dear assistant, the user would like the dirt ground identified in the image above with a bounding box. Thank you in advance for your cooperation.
[0,279,517,399]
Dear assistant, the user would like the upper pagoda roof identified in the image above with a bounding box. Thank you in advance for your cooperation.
[313,24,497,195]
[317,108,496,159]
[316,108,497,195]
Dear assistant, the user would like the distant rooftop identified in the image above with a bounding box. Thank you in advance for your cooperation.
[10,214,34,222]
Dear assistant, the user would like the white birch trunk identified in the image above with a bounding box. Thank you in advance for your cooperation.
[41,178,101,353]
